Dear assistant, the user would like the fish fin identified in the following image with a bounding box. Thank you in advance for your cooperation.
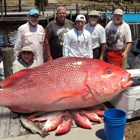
[0,68,33,87]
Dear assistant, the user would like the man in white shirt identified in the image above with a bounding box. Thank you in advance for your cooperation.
[63,14,93,58]
[14,9,45,65]
[105,9,132,69]
[84,10,106,60]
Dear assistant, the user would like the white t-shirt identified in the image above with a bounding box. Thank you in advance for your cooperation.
[105,21,132,51]
[63,28,93,58]
[84,23,106,49]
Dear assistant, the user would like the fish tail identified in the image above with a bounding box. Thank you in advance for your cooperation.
[40,131,49,138]
[0,69,32,88]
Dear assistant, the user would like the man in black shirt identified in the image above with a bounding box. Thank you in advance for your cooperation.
[44,6,74,61]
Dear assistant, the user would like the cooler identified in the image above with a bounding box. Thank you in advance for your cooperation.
[110,69,140,119]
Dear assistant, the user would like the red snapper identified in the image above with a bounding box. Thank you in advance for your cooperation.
[0,57,133,113]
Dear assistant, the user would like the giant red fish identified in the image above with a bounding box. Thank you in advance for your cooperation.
[0,57,133,113]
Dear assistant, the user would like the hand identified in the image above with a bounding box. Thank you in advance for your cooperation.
[47,55,53,61]
[99,55,104,60]
[122,52,127,59]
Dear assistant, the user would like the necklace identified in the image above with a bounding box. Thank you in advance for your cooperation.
[75,28,85,43]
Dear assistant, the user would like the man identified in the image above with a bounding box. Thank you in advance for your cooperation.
[84,10,106,60]
[12,46,37,73]
[63,14,93,58]
[44,6,74,61]
[14,8,45,65]
[105,8,132,69]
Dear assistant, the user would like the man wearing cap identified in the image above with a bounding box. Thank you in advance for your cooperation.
[44,6,74,61]
[105,8,132,69]
[63,14,93,58]
[14,8,45,65]
[84,10,106,60]
[12,46,37,73]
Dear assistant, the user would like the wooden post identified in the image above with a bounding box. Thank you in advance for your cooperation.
[126,6,128,14]
[0,0,3,17]
[54,8,56,19]
[4,0,6,15]
[105,7,108,13]
[42,0,44,17]
[136,24,138,38]
[19,0,21,12]
[105,10,108,26]
[39,0,41,15]
[87,7,89,16]
[47,14,49,23]
[76,4,78,15]
[135,7,136,13]
[112,5,114,14]
[0,48,15,78]
[70,9,72,20]
[78,9,80,14]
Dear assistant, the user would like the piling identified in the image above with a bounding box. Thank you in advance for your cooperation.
[0,48,14,78]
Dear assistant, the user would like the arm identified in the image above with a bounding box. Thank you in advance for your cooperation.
[87,36,93,58]
[99,43,106,60]
[122,42,132,59]
[44,28,53,61]
[122,24,132,59]
[63,33,71,57]
[99,27,106,60]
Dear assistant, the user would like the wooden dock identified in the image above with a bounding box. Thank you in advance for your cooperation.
[0,17,48,22]
[0,107,29,139]
[0,9,90,23]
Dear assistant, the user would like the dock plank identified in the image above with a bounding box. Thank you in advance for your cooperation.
[0,108,11,139]
[8,112,21,138]
[0,17,47,22]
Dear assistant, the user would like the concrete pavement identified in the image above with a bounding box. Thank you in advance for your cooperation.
[1,123,105,140]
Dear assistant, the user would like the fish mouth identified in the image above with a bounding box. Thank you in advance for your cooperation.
[121,73,133,89]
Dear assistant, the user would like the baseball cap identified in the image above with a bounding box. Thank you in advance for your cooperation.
[18,46,35,56]
[75,15,86,22]
[29,9,39,15]
[114,9,124,15]
[88,10,100,17]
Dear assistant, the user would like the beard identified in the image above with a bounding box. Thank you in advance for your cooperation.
[29,20,38,26]
[90,19,97,25]
[114,19,122,25]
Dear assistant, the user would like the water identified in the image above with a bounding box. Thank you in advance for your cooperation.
[0,21,47,49]
[107,13,140,23]
[0,25,18,48]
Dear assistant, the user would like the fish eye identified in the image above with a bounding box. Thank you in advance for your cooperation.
[106,67,112,73]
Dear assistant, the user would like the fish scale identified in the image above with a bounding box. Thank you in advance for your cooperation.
[0,57,133,113]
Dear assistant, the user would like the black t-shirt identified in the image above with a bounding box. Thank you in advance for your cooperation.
[47,19,74,59]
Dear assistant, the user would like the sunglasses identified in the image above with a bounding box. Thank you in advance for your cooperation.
[22,51,32,55]
[30,15,39,18]
[89,15,98,18]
